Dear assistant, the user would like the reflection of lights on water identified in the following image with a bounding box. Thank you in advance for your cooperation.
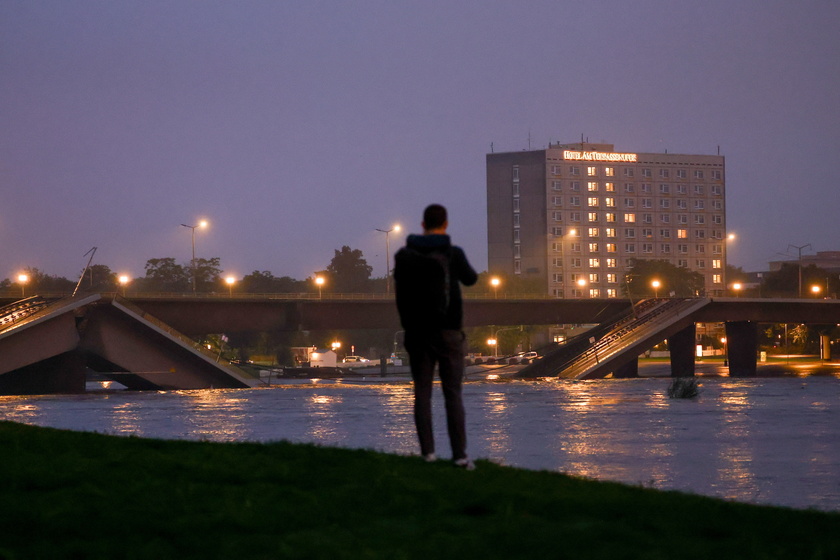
[486,374,500,381]
[715,383,757,502]
[183,389,248,441]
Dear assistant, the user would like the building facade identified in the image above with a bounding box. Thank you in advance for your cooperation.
[487,142,727,298]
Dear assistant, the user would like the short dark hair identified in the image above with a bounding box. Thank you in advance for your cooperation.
[423,204,447,230]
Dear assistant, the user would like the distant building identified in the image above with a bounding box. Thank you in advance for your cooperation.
[486,141,728,298]
[769,251,840,274]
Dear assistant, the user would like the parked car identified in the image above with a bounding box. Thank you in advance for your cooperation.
[342,356,368,363]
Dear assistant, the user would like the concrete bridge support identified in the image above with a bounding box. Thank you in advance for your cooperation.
[668,324,696,377]
[725,321,758,377]
[613,358,639,378]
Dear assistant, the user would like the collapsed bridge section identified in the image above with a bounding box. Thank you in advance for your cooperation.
[0,294,257,395]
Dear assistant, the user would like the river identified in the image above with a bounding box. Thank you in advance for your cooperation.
[1,373,838,512]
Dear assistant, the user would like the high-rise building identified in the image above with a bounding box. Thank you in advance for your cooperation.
[486,141,727,298]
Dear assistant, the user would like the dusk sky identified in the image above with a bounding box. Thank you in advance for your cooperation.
[2,1,839,285]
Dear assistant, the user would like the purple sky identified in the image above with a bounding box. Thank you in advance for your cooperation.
[2,1,839,284]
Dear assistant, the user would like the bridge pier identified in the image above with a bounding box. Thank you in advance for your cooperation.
[613,359,639,378]
[668,324,696,377]
[724,321,758,377]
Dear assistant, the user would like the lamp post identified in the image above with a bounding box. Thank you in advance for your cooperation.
[118,275,130,296]
[732,282,742,297]
[375,224,401,294]
[315,275,325,299]
[490,276,501,299]
[487,337,498,357]
[811,284,822,298]
[225,276,236,297]
[181,220,208,293]
[651,279,661,299]
[788,243,811,297]
[17,274,28,298]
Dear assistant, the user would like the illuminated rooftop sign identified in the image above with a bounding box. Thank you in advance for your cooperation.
[562,150,637,163]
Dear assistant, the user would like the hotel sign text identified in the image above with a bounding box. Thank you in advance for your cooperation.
[562,150,637,163]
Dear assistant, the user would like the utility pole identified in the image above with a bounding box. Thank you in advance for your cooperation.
[788,243,811,297]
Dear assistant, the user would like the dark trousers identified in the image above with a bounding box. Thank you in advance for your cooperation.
[404,329,468,460]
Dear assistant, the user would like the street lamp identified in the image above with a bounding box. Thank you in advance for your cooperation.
[118,275,130,296]
[811,284,822,298]
[490,276,501,299]
[651,279,661,298]
[788,243,811,297]
[17,274,28,297]
[732,282,742,297]
[375,224,401,294]
[181,220,208,293]
[487,337,498,357]
[315,275,325,299]
[225,276,236,297]
[721,336,728,366]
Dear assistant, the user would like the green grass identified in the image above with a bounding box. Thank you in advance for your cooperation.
[0,421,838,559]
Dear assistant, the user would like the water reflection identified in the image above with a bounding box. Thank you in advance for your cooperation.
[0,377,837,511]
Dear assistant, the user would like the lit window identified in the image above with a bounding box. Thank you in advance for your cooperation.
[606,243,617,252]
[587,197,599,207]
[587,166,597,176]
[678,229,688,239]
[588,182,598,192]
[713,259,722,269]
[588,227,599,237]
[589,288,600,298]
[589,273,600,283]
[605,213,616,222]
[713,274,722,284]
[605,197,616,207]
[605,167,615,177]
[606,258,617,268]
[589,259,600,268]
[588,245,599,255]
[624,213,636,223]
[605,228,617,238]
[588,212,599,222]
[607,288,617,298]
[605,182,615,192]
[607,273,617,284]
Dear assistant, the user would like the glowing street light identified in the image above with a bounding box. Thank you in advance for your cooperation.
[375,224,401,294]
[181,220,208,293]
[732,282,742,297]
[225,276,236,297]
[490,276,501,299]
[651,279,661,298]
[487,337,498,357]
[811,284,822,297]
[315,275,325,299]
[118,275,130,296]
[17,273,29,297]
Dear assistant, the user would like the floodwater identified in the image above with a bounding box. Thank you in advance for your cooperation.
[1,374,839,512]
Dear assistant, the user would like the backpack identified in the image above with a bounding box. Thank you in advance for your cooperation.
[394,246,452,330]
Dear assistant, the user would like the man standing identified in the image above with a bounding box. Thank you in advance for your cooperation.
[394,204,478,469]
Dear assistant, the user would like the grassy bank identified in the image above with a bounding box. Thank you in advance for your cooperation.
[0,421,837,559]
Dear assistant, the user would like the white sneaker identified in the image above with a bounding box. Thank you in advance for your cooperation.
[423,453,437,462]
[454,457,475,471]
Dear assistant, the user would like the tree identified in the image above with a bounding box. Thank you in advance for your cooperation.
[75,264,118,292]
[193,257,223,292]
[140,258,190,292]
[623,259,705,298]
[241,271,307,294]
[325,246,372,293]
